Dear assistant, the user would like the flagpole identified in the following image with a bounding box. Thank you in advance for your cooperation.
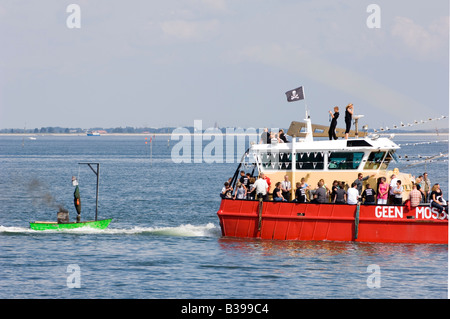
[291,127,296,201]
[303,86,309,119]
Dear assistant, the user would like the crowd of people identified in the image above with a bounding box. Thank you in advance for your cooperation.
[260,128,288,144]
[220,171,446,211]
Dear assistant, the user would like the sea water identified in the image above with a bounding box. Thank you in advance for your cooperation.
[0,134,448,299]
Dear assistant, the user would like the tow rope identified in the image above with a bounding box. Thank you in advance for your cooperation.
[258,198,263,231]
[354,202,361,240]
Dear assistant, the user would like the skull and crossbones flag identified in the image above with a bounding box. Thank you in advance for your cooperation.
[285,86,305,102]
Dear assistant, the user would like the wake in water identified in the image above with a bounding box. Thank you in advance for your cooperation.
[0,223,221,237]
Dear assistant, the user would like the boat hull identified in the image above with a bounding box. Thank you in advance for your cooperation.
[217,199,448,244]
[30,219,112,231]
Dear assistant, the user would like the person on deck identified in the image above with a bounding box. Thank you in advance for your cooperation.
[72,176,81,223]
[247,177,256,200]
[344,104,353,139]
[221,182,233,199]
[273,182,287,202]
[260,128,271,144]
[393,180,403,205]
[299,177,310,200]
[279,129,288,143]
[328,106,339,140]
[334,182,347,204]
[415,175,426,202]
[250,173,269,201]
[416,183,425,203]
[409,183,422,208]
[234,182,247,200]
[239,171,249,190]
[281,175,292,201]
[377,177,389,205]
[354,173,375,195]
[271,132,278,144]
[347,182,360,205]
[361,183,376,205]
[311,180,328,204]
[430,183,446,218]
[388,174,400,204]
[421,172,431,203]
[330,180,339,202]
[245,173,251,190]
[293,182,307,203]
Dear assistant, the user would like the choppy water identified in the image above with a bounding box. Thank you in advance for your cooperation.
[0,134,448,300]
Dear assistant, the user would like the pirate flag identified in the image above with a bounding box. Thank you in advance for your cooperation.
[285,86,305,102]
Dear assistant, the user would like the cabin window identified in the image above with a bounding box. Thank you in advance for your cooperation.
[279,152,292,170]
[296,152,324,170]
[313,128,324,134]
[328,152,364,170]
[260,152,274,170]
[384,152,394,167]
[260,152,292,170]
[364,151,386,170]
[347,140,372,147]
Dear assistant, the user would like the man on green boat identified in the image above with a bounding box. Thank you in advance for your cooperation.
[72,176,81,222]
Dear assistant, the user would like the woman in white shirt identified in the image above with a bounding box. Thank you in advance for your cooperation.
[393,180,403,205]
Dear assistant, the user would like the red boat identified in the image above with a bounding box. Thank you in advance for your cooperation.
[217,111,448,244]
[217,199,448,244]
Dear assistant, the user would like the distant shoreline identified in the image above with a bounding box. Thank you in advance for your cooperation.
[0,132,448,137]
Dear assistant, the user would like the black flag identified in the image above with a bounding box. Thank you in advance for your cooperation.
[285,86,305,102]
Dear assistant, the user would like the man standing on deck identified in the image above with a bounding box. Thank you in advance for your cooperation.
[72,176,81,222]
[311,180,328,204]
[354,173,375,195]
[347,183,360,205]
[421,172,431,202]
[328,106,339,140]
[260,128,271,144]
[251,173,269,201]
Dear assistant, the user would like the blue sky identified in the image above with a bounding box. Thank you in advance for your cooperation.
[0,0,448,131]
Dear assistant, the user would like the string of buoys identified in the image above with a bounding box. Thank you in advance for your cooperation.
[372,115,448,133]
[398,140,448,146]
[398,152,448,160]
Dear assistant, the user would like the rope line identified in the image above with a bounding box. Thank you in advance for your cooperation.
[372,115,447,133]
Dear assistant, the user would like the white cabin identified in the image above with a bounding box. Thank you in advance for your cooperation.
[239,116,412,200]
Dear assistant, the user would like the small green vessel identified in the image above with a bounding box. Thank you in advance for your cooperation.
[30,163,112,231]
[29,219,112,231]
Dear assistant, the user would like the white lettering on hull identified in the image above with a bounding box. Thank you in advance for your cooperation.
[415,207,448,220]
[374,206,448,220]
[375,206,403,219]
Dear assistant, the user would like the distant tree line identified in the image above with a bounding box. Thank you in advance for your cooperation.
[0,126,220,134]
[0,127,83,134]
[0,126,447,134]
[0,126,178,134]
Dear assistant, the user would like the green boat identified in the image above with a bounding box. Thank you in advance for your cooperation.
[30,163,112,231]
[30,219,112,231]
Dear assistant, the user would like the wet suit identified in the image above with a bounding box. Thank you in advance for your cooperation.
[345,110,352,134]
[328,111,339,140]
